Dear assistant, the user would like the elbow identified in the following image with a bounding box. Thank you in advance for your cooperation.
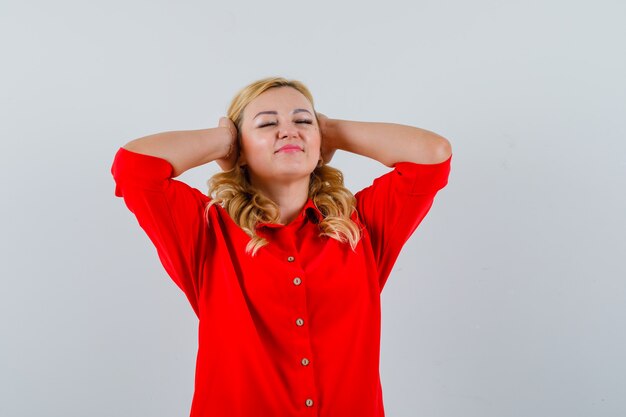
[429,135,452,164]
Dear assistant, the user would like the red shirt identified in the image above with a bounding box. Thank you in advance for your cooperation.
[111,147,451,417]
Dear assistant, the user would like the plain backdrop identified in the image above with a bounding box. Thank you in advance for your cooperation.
[1,1,625,416]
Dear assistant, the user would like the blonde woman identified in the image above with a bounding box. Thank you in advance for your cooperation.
[111,77,452,417]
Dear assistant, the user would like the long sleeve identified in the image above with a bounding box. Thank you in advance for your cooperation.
[111,147,211,316]
[354,155,452,291]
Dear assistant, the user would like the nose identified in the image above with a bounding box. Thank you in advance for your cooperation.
[278,125,299,139]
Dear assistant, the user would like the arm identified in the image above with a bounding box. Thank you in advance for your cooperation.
[123,117,238,177]
[318,115,452,291]
[112,117,238,314]
[318,115,452,167]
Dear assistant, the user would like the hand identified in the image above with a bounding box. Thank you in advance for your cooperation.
[215,117,239,171]
[316,112,336,165]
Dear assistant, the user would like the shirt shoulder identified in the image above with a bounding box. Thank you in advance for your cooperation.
[361,155,452,198]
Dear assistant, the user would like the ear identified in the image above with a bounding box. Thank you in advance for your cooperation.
[238,150,247,167]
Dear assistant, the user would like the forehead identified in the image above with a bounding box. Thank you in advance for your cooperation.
[244,87,313,118]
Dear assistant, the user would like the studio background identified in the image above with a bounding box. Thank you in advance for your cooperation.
[1,1,625,416]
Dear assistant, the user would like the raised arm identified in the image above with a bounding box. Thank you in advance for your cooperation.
[318,115,452,167]
[122,117,239,177]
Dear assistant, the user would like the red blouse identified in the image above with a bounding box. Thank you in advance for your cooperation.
[111,147,451,417]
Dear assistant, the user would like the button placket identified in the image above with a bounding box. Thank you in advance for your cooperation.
[284,252,316,410]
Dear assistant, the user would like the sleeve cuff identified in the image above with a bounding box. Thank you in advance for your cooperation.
[111,147,175,197]
[392,154,452,195]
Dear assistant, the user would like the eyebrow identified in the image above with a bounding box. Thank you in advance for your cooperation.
[253,108,312,119]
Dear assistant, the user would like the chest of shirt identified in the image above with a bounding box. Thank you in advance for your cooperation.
[197,208,380,324]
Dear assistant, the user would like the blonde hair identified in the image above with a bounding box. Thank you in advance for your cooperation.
[205,76,362,256]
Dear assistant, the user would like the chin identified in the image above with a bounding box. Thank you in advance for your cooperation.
[273,165,316,178]
[275,170,313,179]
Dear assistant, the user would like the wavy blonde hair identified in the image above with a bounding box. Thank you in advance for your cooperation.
[204,76,362,256]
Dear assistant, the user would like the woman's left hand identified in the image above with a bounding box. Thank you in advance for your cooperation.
[316,112,336,165]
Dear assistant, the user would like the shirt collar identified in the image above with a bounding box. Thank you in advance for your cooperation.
[302,197,324,223]
[256,197,323,229]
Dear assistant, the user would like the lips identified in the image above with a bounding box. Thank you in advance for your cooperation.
[275,144,303,153]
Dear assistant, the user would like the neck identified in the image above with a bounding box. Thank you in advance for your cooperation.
[251,177,310,225]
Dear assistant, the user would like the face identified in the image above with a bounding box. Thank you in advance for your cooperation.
[238,87,321,187]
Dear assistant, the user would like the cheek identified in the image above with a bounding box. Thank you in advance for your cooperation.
[313,135,322,152]
[240,139,252,155]
[241,134,263,152]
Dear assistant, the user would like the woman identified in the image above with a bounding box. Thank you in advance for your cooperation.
[111,77,452,417]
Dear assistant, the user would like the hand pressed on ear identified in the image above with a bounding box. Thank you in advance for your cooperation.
[215,117,239,171]
[316,112,336,165]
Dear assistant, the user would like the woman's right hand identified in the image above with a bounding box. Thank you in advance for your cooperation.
[215,117,239,171]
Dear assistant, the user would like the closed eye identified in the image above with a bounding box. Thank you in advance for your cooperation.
[258,120,312,128]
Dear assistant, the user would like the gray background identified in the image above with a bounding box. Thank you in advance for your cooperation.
[2,0,625,416]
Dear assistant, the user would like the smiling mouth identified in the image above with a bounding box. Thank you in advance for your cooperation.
[275,145,303,153]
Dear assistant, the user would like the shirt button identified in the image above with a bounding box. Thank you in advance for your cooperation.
[305,398,314,407]
[293,277,302,285]
[287,256,295,262]
[301,357,310,366]
[295,318,304,326]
